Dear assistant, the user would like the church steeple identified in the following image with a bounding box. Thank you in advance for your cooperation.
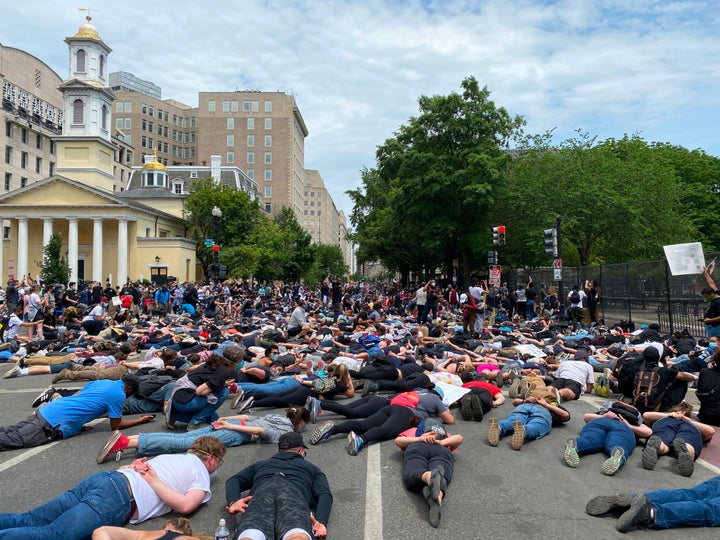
[54,15,117,192]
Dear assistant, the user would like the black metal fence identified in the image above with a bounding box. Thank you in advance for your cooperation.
[508,253,719,336]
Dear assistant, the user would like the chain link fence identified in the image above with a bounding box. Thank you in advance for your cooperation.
[507,253,719,335]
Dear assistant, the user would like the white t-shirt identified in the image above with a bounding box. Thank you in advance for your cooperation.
[469,286,485,302]
[82,304,106,323]
[121,453,211,523]
[567,290,586,308]
[415,288,427,306]
[554,360,594,392]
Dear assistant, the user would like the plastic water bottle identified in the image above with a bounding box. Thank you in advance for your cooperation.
[215,519,229,540]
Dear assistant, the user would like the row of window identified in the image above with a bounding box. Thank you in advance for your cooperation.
[303,200,322,207]
[75,49,105,77]
[303,209,322,216]
[4,169,54,191]
[226,135,272,147]
[5,146,50,173]
[243,168,272,182]
[72,99,108,130]
[208,100,273,113]
[227,118,272,130]
[228,152,272,165]
[5,124,56,154]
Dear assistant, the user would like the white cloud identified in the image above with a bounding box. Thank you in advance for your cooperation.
[3,0,719,217]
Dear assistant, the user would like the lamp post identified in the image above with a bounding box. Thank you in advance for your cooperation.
[211,206,222,282]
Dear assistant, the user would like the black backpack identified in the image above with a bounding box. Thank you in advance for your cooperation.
[613,353,644,397]
[569,290,580,304]
[632,365,665,412]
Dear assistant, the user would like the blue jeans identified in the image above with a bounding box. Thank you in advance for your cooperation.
[239,377,300,397]
[0,470,133,539]
[647,476,720,529]
[172,387,229,425]
[138,422,251,455]
[123,383,174,415]
[525,300,536,320]
[576,417,636,459]
[498,404,552,441]
[421,302,438,325]
[706,325,720,339]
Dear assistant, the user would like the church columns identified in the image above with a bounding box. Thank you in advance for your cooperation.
[68,217,79,284]
[17,218,28,278]
[42,217,54,247]
[117,218,128,286]
[92,217,103,283]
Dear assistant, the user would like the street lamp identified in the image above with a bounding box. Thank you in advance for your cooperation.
[211,206,222,282]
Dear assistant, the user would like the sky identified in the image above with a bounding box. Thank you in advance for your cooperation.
[2,0,719,221]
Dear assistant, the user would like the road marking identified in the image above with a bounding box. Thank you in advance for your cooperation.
[364,442,383,540]
[698,458,720,475]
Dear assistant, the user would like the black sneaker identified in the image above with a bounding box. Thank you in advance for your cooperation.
[470,394,484,422]
[32,386,56,408]
[642,435,662,470]
[230,389,246,409]
[586,493,633,516]
[616,495,654,533]
[235,396,254,413]
[460,396,473,421]
[362,380,379,397]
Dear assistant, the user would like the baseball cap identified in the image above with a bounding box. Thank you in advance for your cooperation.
[278,432,309,450]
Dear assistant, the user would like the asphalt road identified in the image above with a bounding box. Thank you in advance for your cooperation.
[1,365,719,539]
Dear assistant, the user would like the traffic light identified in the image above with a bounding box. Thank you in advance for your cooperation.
[213,244,220,253]
[544,227,557,257]
[492,225,506,246]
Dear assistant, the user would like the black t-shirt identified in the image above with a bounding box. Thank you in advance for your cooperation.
[698,367,720,417]
[705,297,720,325]
[525,287,538,301]
[174,365,231,403]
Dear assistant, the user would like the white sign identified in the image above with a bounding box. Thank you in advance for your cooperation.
[663,242,705,276]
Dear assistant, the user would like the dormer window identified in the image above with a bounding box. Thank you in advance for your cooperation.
[172,181,184,194]
[190,171,198,179]
[76,49,86,72]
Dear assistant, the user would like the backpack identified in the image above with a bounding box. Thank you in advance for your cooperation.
[593,373,611,398]
[569,290,580,304]
[613,353,644,397]
[390,390,420,408]
[632,365,665,412]
[311,373,336,394]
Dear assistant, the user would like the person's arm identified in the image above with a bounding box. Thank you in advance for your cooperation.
[703,266,718,291]
[134,460,207,514]
[110,415,155,430]
[225,466,256,508]
[491,391,506,407]
[527,396,570,422]
[92,526,143,540]
[211,418,263,436]
[437,433,464,449]
[395,431,436,449]
[438,409,455,424]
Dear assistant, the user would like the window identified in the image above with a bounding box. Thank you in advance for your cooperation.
[243,101,250,112]
[99,55,105,77]
[311,210,315,216]
[49,162,54,175]
[173,181,183,194]
[142,104,147,115]
[148,122,154,132]
[310,201,315,207]
[227,118,234,129]
[223,101,230,112]
[20,176,27,188]
[247,168,254,179]
[21,128,27,144]
[247,118,255,129]
[247,152,254,163]
[163,126,168,137]
[148,106,154,117]
[115,102,123,113]
[231,101,238,112]
[264,169,272,181]
[190,171,198,178]
[101,105,108,130]
[227,135,234,146]
[4,172,11,190]
[124,102,131,113]
[5,123,12,138]
[124,118,131,129]
[304,209,308,215]
[265,135,272,147]
[72,99,84,124]
[227,152,234,163]
[35,157,42,174]
[264,152,272,164]
[264,202,272,213]
[317,201,322,207]
[208,100,216,112]
[3,226,8,240]
[264,100,272,112]
[76,49,86,72]
[21,151,28,169]
[247,135,254,147]
[251,101,259,112]
[264,186,272,197]
[265,118,272,129]
[142,119,147,131]
[50,140,55,155]
[116,118,123,129]
[141,136,147,148]
[157,124,162,135]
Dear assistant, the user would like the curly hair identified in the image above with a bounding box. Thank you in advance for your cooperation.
[166,517,193,535]
[188,435,227,462]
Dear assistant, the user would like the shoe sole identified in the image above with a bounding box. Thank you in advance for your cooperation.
[642,435,661,470]
[511,421,525,450]
[97,430,122,464]
[32,386,55,408]
[508,379,521,399]
[237,397,254,413]
[601,448,625,476]
[564,439,579,467]
[616,495,649,533]
[309,422,334,445]
[471,395,484,422]
[586,493,633,516]
[674,438,695,477]
[423,486,441,528]
[487,419,500,447]
[429,465,445,500]
[347,432,361,455]
[461,397,472,421]
[230,390,246,409]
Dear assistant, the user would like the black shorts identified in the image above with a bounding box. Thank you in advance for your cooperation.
[550,378,582,399]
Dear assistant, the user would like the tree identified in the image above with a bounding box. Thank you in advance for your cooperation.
[38,232,70,285]
[304,244,348,284]
[349,77,524,285]
[274,207,313,282]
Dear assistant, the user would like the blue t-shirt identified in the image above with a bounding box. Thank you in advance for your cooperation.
[39,379,125,438]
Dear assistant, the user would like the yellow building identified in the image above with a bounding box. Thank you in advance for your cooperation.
[0,17,196,286]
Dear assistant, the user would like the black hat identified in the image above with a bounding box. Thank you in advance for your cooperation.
[278,432,308,450]
[121,373,141,391]
[643,347,660,363]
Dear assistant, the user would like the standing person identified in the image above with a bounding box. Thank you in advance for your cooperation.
[585,280,601,323]
[5,280,20,314]
[525,277,537,321]
[567,284,588,327]
[448,284,460,312]
[154,284,171,316]
[24,285,46,341]
[697,354,720,425]
[415,283,427,321]
[0,436,225,539]
[514,283,527,321]
[701,266,720,338]
[421,279,439,326]
[468,279,487,336]
[225,432,332,540]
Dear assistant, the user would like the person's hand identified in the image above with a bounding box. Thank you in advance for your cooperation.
[419,431,437,444]
[311,515,327,539]
[227,496,252,514]
[129,457,150,475]
[212,419,231,430]
[141,414,155,424]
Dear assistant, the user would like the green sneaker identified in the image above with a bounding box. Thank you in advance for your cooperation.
[601,447,625,476]
[564,438,580,468]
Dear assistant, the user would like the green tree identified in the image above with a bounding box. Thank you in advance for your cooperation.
[349,77,524,284]
[183,177,261,277]
[304,244,347,284]
[274,207,313,282]
[38,232,70,285]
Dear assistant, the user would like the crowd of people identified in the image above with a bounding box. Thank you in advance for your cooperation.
[1,271,720,537]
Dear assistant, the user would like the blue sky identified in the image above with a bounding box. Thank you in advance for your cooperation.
[2,0,719,219]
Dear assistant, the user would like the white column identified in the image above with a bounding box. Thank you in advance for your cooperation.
[92,217,103,283]
[68,217,79,284]
[42,217,54,247]
[17,217,28,278]
[117,217,128,286]
[0,218,4,285]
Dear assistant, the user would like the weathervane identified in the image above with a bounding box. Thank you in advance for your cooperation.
[78,7,98,22]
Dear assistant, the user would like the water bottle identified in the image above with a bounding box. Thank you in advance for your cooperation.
[215,518,229,540]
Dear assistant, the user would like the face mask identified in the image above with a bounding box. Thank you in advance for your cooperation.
[271,353,278,360]
[103,303,108,308]
[709,343,718,353]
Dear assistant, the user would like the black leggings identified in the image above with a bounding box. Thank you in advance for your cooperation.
[377,373,430,392]
[253,386,314,408]
[333,405,415,445]
[403,443,455,493]
[321,395,389,418]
